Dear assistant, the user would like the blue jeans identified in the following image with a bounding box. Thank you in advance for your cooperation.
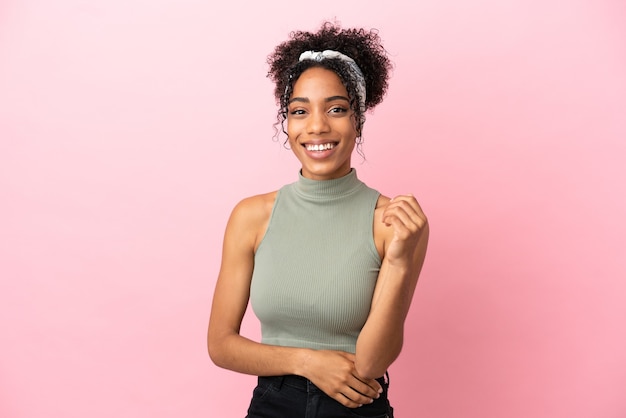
[246,373,394,418]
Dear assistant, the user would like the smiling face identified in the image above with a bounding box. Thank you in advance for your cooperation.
[287,67,358,181]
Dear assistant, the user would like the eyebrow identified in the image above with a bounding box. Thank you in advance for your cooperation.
[288,95,350,104]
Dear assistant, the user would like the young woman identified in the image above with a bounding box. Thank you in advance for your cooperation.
[208,22,429,418]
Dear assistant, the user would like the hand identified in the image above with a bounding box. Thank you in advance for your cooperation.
[303,350,382,408]
[381,194,428,266]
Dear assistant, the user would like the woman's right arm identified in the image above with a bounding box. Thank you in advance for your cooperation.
[207,196,381,407]
[207,195,301,375]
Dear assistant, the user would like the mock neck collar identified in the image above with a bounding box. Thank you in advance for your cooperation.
[293,169,362,200]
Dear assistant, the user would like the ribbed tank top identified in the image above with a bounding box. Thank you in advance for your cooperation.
[250,169,381,353]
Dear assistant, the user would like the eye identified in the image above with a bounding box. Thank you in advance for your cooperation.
[289,108,306,116]
[329,106,348,114]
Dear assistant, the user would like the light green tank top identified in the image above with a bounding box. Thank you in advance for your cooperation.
[250,169,381,353]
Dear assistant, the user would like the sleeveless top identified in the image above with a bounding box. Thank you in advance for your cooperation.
[250,169,381,353]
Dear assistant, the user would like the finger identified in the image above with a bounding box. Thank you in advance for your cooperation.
[337,392,366,409]
[383,216,416,241]
[383,204,416,227]
[388,194,426,220]
[386,196,425,221]
[350,376,381,398]
[383,206,422,236]
[340,387,375,409]
[383,200,427,230]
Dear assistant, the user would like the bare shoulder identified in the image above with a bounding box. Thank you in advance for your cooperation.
[231,191,277,221]
[374,193,392,220]
[374,193,428,221]
[373,195,393,257]
[375,194,393,210]
[227,191,278,252]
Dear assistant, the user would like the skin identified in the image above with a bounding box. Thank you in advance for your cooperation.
[286,67,357,180]
[207,67,429,409]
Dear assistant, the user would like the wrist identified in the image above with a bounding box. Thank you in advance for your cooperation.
[382,257,412,276]
[293,348,315,378]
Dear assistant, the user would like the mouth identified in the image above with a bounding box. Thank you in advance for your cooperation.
[303,142,338,152]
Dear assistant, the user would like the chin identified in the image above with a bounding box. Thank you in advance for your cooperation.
[303,164,350,180]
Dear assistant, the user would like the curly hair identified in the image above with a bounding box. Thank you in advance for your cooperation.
[267,22,392,142]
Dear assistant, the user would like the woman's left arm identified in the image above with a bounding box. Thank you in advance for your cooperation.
[355,194,429,379]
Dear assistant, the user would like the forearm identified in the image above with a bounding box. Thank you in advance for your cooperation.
[208,332,312,377]
[355,262,416,379]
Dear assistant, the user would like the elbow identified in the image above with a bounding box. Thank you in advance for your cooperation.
[207,336,218,364]
[355,362,388,381]
[207,341,219,365]
[354,350,398,380]
[355,340,403,380]
[208,342,229,369]
[207,332,228,369]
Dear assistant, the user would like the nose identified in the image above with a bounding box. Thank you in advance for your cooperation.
[306,109,330,134]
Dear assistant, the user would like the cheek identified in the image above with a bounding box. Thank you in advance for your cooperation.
[286,122,298,146]
[286,119,308,143]
[339,113,358,138]
[341,121,358,140]
[285,117,296,137]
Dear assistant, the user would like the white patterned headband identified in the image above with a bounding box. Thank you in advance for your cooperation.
[298,50,366,112]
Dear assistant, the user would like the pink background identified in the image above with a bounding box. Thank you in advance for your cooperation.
[1,1,625,417]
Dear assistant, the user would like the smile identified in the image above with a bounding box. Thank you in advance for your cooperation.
[304,143,337,151]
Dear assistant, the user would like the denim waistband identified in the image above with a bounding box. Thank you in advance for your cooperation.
[258,373,389,392]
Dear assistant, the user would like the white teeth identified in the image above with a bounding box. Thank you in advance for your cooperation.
[306,143,335,151]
